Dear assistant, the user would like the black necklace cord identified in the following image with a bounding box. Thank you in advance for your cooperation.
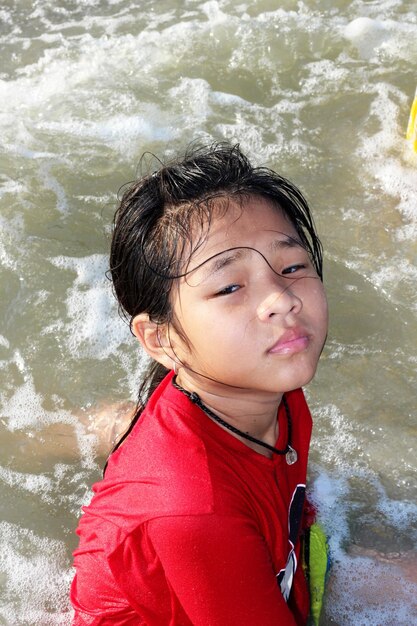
[172,379,294,457]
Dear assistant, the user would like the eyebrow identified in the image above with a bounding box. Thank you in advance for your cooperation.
[204,249,247,275]
[191,235,304,278]
[268,235,303,251]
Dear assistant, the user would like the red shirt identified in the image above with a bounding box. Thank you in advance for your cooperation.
[71,372,312,625]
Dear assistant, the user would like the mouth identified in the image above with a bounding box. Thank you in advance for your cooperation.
[268,329,310,355]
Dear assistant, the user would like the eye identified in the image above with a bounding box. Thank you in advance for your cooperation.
[281,264,307,275]
[215,284,241,296]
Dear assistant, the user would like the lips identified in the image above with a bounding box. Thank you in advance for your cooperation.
[268,329,310,355]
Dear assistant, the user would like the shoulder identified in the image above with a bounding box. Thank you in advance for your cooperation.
[75,373,215,554]
[107,373,214,508]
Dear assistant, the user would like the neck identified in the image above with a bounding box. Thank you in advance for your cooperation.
[175,370,283,452]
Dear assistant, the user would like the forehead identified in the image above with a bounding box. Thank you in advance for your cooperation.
[186,195,300,272]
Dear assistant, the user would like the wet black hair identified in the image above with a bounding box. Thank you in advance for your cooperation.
[106,142,323,468]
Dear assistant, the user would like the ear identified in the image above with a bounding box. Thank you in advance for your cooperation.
[131,314,174,370]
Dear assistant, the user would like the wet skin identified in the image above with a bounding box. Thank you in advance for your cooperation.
[165,196,328,452]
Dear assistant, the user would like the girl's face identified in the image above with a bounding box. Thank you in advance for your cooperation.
[169,196,328,396]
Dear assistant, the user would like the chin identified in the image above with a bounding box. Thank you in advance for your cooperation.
[280,365,319,392]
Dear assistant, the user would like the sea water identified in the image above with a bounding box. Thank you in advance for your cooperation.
[0,0,416,624]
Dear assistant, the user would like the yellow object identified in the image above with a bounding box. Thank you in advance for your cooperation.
[406,88,417,153]
[303,523,330,626]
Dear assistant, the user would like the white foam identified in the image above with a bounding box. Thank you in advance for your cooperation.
[1,353,99,470]
[201,0,229,24]
[0,178,26,198]
[344,17,389,59]
[311,403,360,469]
[348,78,417,309]
[377,493,417,531]
[344,16,417,62]
[2,350,65,429]
[48,254,132,360]
[0,466,53,500]
[73,193,114,205]
[168,78,213,126]
[326,553,417,625]
[0,23,184,159]
[309,471,350,558]
[370,258,417,311]
[371,159,417,232]
[37,112,177,158]
[0,521,73,625]
[211,89,250,107]
[0,213,25,271]
[38,162,69,213]
[0,8,13,27]
[310,468,417,625]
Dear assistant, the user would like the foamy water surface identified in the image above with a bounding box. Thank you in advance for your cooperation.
[1,1,416,624]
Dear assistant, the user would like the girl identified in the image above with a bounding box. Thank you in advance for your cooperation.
[70,143,328,625]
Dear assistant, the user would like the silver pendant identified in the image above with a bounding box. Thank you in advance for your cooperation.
[286,446,298,465]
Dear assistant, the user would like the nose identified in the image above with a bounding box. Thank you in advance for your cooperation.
[256,279,302,322]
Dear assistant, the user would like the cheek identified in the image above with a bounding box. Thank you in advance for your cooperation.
[319,284,328,317]
[182,306,247,356]
[313,287,328,333]
[303,281,328,321]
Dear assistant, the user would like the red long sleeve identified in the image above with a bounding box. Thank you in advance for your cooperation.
[147,513,298,626]
[71,373,312,625]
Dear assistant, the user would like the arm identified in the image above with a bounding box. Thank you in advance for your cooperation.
[71,551,143,626]
[147,513,299,626]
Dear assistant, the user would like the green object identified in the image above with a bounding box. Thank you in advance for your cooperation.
[303,523,330,626]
